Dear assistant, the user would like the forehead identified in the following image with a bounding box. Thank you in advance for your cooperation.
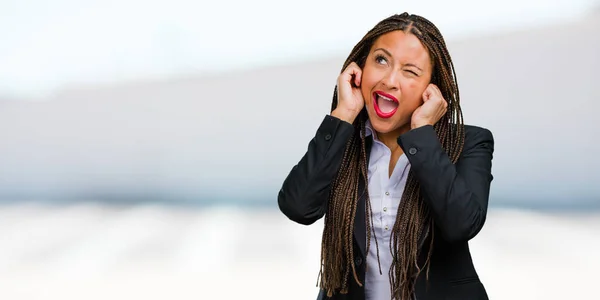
[371,30,431,66]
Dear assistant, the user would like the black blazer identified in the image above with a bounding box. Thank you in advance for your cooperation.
[278,115,494,300]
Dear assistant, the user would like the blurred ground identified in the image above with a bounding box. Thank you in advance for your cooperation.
[0,203,598,300]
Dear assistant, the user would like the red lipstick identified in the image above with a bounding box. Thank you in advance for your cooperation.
[372,91,399,119]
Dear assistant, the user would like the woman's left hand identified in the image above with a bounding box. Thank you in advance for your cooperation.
[411,84,448,129]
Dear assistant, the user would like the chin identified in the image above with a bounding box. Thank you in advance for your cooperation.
[367,109,408,135]
[369,119,398,134]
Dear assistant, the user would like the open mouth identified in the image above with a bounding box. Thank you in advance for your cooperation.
[373,91,399,118]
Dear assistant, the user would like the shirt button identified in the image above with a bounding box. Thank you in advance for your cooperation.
[383,207,387,212]
[385,191,389,196]
[385,225,389,230]
[409,147,417,155]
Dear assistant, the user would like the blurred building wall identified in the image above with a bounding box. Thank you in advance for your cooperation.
[0,11,598,208]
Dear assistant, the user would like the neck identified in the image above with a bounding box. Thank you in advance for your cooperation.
[375,123,411,153]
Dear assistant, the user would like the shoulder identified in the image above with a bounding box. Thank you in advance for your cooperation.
[464,125,494,142]
[462,124,495,153]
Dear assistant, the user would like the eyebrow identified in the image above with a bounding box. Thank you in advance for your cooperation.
[373,47,423,72]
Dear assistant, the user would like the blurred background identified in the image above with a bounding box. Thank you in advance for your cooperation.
[1,0,599,299]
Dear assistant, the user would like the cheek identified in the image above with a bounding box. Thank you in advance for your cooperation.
[399,81,425,107]
[360,78,377,104]
[360,68,390,106]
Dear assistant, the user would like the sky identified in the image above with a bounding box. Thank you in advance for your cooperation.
[1,0,598,98]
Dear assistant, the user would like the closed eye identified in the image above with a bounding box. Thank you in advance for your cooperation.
[405,70,419,76]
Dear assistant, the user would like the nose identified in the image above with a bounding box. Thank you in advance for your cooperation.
[381,69,400,90]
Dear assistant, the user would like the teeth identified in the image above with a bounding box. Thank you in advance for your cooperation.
[378,94,394,102]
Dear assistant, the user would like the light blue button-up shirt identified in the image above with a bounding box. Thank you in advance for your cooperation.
[363,120,411,300]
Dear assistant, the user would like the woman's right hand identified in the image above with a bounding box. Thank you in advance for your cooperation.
[332,62,365,124]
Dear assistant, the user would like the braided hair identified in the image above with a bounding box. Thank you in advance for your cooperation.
[319,12,465,300]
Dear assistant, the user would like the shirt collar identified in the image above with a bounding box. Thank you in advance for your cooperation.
[363,119,378,141]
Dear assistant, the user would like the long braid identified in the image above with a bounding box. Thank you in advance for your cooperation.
[360,113,383,277]
[319,12,465,300]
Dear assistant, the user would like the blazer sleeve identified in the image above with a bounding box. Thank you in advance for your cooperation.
[397,125,494,242]
[277,115,355,225]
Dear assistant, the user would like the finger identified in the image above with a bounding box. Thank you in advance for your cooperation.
[438,100,447,114]
[347,63,362,87]
[425,83,437,93]
[422,86,433,102]
[354,67,362,87]
[431,85,447,107]
[427,84,447,107]
[440,95,448,110]
[339,63,361,86]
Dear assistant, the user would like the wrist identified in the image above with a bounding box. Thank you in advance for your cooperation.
[331,108,359,124]
[411,120,432,129]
